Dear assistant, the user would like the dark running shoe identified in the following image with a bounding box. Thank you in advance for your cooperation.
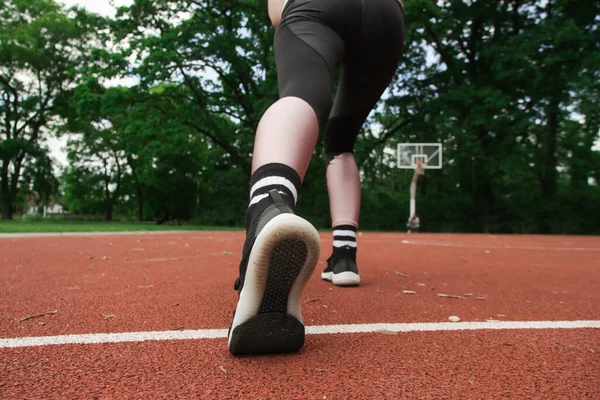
[228,190,321,355]
[321,252,360,287]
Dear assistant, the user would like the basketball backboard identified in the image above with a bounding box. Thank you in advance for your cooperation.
[397,143,442,169]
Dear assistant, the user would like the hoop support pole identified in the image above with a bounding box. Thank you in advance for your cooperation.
[409,163,424,220]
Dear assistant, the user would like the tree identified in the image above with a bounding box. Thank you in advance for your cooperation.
[31,0,600,233]
[61,80,222,222]
[0,0,104,219]
[65,124,124,221]
[113,0,279,175]
[373,0,600,232]
[19,147,60,210]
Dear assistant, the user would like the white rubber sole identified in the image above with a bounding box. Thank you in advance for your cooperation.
[321,271,361,286]
[228,213,321,348]
[332,271,361,286]
[321,271,333,281]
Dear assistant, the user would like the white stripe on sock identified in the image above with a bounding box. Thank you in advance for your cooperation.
[248,193,270,207]
[333,230,357,238]
[250,176,298,204]
[333,240,357,248]
[248,190,289,207]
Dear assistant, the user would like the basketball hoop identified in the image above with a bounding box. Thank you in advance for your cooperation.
[397,143,442,170]
[398,143,443,232]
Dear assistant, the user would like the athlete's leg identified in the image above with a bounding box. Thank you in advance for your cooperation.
[229,3,348,355]
[327,152,360,229]
[251,16,345,177]
[251,97,318,179]
[323,0,405,286]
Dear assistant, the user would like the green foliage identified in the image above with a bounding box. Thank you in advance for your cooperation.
[2,0,599,233]
[0,0,105,219]
[365,0,600,233]
[0,217,240,233]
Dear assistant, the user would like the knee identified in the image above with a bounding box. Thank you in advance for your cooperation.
[285,90,333,130]
[324,117,361,164]
[325,141,356,165]
[326,152,356,166]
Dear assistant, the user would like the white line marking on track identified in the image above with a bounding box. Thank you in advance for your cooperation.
[399,239,600,251]
[2,320,599,349]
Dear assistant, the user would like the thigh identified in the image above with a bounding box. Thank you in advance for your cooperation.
[274,19,345,126]
[325,0,405,153]
[331,3,405,120]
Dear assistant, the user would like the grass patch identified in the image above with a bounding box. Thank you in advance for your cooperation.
[0,218,242,233]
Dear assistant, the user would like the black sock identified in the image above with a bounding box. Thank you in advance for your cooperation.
[245,163,301,230]
[331,224,357,261]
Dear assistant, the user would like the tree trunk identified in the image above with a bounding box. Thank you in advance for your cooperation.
[126,156,144,221]
[105,201,113,221]
[102,162,114,222]
[1,195,12,220]
[569,157,588,190]
[1,163,12,220]
[136,188,144,221]
[473,161,495,230]
[540,98,559,202]
[471,126,496,231]
[9,158,23,220]
[535,94,560,233]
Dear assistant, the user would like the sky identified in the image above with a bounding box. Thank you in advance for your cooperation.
[58,0,132,18]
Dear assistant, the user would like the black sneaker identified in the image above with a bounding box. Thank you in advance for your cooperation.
[321,251,360,287]
[228,190,321,355]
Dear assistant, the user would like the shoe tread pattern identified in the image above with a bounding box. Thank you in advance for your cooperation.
[230,237,308,355]
[228,313,304,355]
[259,238,307,313]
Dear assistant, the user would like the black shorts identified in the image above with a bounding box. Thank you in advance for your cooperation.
[274,0,405,161]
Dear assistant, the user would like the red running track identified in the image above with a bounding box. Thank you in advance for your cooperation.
[1,232,599,398]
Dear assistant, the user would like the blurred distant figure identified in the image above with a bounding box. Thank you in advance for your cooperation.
[407,214,420,233]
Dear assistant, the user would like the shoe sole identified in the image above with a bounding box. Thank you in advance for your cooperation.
[321,271,360,286]
[228,213,321,355]
[332,271,361,286]
[321,271,333,281]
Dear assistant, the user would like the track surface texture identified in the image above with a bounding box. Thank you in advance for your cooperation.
[1,232,599,399]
